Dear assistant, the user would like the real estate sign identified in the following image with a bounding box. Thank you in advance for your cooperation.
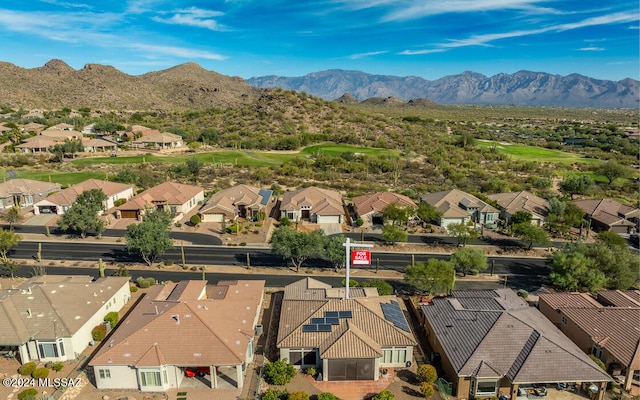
[351,250,371,266]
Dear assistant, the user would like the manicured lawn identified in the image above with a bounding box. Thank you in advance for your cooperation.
[301,143,399,157]
[10,170,107,186]
[476,140,601,164]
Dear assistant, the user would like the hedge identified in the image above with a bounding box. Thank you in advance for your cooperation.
[92,324,107,341]
[32,367,49,379]
[18,362,36,376]
[104,311,119,328]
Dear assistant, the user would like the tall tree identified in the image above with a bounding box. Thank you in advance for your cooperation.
[270,227,325,272]
[323,235,346,272]
[416,203,442,228]
[448,222,479,246]
[381,224,408,244]
[125,209,173,266]
[57,189,107,238]
[510,210,532,226]
[0,228,21,263]
[2,206,23,228]
[382,203,413,226]
[405,259,455,295]
[594,160,629,185]
[450,247,487,276]
[512,223,551,250]
[559,175,594,199]
[185,157,203,177]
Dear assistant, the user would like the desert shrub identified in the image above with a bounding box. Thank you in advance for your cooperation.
[92,324,107,341]
[318,394,339,400]
[240,242,247,246]
[361,279,393,295]
[165,259,174,266]
[45,361,53,369]
[356,218,364,227]
[289,392,309,400]
[261,388,288,400]
[190,214,201,225]
[17,388,37,400]
[420,382,435,398]
[52,362,64,372]
[468,269,479,276]
[372,390,395,400]
[417,364,438,384]
[264,359,296,385]
[18,362,36,376]
[305,367,317,376]
[130,285,138,292]
[114,198,127,207]
[341,279,359,288]
[136,276,155,288]
[32,367,49,379]
[279,217,291,227]
[104,311,119,328]
[516,289,529,299]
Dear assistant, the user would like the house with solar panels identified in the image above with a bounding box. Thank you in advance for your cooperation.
[276,278,416,381]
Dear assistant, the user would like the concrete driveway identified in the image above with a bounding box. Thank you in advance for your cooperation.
[23,214,57,226]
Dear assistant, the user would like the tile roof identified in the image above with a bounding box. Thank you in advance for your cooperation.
[118,182,203,211]
[133,131,182,144]
[574,199,640,227]
[280,187,344,216]
[90,280,265,367]
[538,292,603,309]
[199,184,271,217]
[487,191,550,219]
[0,179,60,197]
[277,278,415,359]
[0,276,129,344]
[597,290,640,308]
[421,289,611,383]
[16,137,58,149]
[42,179,133,207]
[352,192,417,218]
[420,189,498,218]
[39,129,83,140]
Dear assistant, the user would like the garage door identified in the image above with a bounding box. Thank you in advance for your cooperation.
[120,210,138,219]
[202,213,224,223]
[317,215,341,224]
[327,359,374,381]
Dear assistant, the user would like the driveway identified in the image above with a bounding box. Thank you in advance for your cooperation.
[22,214,57,226]
[318,223,343,235]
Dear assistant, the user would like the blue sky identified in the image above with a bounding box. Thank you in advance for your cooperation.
[0,0,638,81]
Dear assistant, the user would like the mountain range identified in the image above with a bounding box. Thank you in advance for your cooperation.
[247,69,640,108]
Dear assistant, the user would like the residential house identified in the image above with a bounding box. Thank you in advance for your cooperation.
[280,186,345,223]
[23,110,44,119]
[83,138,118,153]
[48,123,75,131]
[419,289,611,399]
[21,122,45,134]
[573,199,640,233]
[116,182,204,220]
[0,179,61,210]
[15,137,58,153]
[487,191,550,227]
[538,291,640,391]
[277,278,416,381]
[39,129,82,141]
[199,185,272,223]
[420,189,499,230]
[33,179,134,215]
[0,276,130,363]
[132,131,183,150]
[89,280,265,391]
[352,192,417,227]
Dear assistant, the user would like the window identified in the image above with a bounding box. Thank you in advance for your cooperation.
[475,380,497,396]
[140,370,162,387]
[288,349,316,366]
[392,349,406,363]
[163,369,168,384]
[382,350,392,363]
[381,348,406,364]
[37,339,65,359]
[99,369,111,379]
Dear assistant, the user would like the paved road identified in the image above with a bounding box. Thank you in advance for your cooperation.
[9,241,551,292]
[341,232,564,248]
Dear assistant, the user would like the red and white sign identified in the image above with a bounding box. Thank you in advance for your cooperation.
[351,250,371,265]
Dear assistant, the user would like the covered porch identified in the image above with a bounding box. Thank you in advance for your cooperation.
[178,364,245,389]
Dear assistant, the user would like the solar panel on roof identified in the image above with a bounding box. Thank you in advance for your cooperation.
[317,324,332,332]
[258,189,273,206]
[311,318,325,324]
[325,311,339,318]
[302,324,318,332]
[325,317,339,325]
[381,301,411,332]
[338,311,353,318]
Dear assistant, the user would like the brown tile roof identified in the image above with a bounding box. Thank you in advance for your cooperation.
[487,191,550,219]
[538,292,603,310]
[280,187,344,216]
[44,179,133,207]
[118,182,203,211]
[199,184,271,217]
[277,278,416,359]
[597,290,640,308]
[90,280,265,368]
[39,129,82,140]
[16,137,58,149]
[353,192,417,218]
[133,131,182,144]
[0,179,60,197]
[0,276,130,344]
[421,289,611,383]
[420,189,498,218]
[574,199,640,227]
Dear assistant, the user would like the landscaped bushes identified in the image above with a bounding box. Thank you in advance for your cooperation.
[114,198,127,207]
[372,390,395,400]
[261,388,288,400]
[318,394,339,400]
[92,324,107,341]
[190,214,201,226]
[104,311,119,328]
[31,367,49,379]
[288,392,309,400]
[136,276,156,288]
[361,279,393,295]
[18,362,36,376]
[17,388,37,400]
[263,359,296,385]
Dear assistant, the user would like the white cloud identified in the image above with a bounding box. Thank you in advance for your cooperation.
[578,47,605,51]
[152,7,227,31]
[39,0,92,9]
[348,51,388,59]
[381,0,555,21]
[127,43,228,60]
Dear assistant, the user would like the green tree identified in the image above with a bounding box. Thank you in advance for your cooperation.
[57,189,107,238]
[371,390,395,400]
[324,234,346,272]
[270,227,325,272]
[596,231,627,249]
[0,228,21,263]
[416,203,442,227]
[448,222,478,246]
[382,203,414,226]
[594,160,629,185]
[125,209,173,266]
[381,224,408,244]
[263,359,296,385]
[510,210,532,225]
[3,260,20,280]
[405,259,455,295]
[2,206,23,228]
[450,246,487,276]
[512,223,551,250]
[185,157,203,177]
[361,279,394,295]
[456,132,476,147]
[559,175,594,199]
[549,248,606,292]
[417,364,438,384]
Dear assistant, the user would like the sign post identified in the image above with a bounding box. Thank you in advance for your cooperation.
[343,237,374,299]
